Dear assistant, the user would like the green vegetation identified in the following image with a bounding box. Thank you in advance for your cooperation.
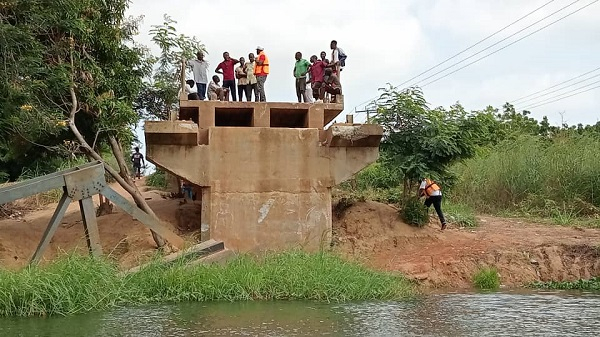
[0,252,415,317]
[401,197,429,227]
[443,201,478,228]
[146,170,168,189]
[530,277,600,291]
[331,87,600,225]
[452,135,600,219]
[473,267,500,290]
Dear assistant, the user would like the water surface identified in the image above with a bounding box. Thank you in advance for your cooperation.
[2,290,599,336]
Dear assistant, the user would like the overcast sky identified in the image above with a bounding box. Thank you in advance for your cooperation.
[127,0,599,128]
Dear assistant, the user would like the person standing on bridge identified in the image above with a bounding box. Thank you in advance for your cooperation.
[254,46,269,102]
[418,177,447,230]
[245,53,258,102]
[215,52,239,101]
[131,147,145,180]
[235,56,249,101]
[293,52,311,103]
[187,51,209,100]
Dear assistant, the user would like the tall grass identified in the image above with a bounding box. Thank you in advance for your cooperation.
[473,267,500,290]
[0,252,415,317]
[451,135,600,218]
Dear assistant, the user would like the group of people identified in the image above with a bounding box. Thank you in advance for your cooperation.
[293,40,344,103]
[184,40,344,103]
[185,46,269,102]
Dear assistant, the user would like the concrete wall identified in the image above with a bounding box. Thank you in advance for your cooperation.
[145,102,382,253]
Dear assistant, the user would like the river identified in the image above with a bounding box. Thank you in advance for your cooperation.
[1,290,599,336]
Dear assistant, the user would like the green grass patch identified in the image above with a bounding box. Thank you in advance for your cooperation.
[473,267,500,290]
[444,201,478,227]
[530,277,600,291]
[0,251,415,317]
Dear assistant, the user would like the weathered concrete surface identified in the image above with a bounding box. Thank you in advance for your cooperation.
[145,101,382,253]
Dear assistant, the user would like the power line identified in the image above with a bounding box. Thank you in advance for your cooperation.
[511,66,600,103]
[514,72,600,105]
[519,79,600,109]
[415,0,580,85]
[351,0,571,111]
[522,84,600,109]
[396,0,557,89]
[420,0,599,88]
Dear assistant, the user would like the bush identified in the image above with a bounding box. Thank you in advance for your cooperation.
[401,197,429,227]
[473,267,500,290]
[146,170,168,189]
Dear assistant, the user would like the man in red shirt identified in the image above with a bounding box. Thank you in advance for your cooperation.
[215,52,239,101]
[309,55,326,102]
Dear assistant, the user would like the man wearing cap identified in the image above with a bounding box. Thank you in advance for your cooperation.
[254,46,269,102]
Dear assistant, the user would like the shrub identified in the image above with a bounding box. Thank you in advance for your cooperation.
[146,170,168,189]
[473,267,500,290]
[401,197,429,227]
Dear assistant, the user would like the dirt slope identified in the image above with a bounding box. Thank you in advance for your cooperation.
[0,179,195,270]
[2,184,599,289]
[333,201,600,288]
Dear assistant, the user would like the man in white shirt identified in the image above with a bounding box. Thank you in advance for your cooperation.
[418,177,447,230]
[184,79,199,100]
[207,75,229,101]
[187,51,209,100]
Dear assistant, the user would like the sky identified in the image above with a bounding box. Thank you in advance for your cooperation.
[127,0,600,130]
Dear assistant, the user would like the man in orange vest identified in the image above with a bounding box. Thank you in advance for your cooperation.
[254,46,269,102]
[418,177,447,230]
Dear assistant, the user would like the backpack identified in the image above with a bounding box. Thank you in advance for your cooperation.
[338,48,347,67]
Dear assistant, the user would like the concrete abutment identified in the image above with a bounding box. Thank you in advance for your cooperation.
[145,97,382,252]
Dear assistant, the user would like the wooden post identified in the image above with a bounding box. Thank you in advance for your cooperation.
[79,197,103,257]
[31,191,72,264]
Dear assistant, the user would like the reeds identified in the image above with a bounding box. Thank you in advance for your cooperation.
[0,251,415,317]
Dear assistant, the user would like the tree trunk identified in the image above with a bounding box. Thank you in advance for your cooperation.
[68,86,167,248]
[107,135,165,247]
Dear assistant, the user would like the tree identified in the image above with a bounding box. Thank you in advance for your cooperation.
[373,86,481,198]
[135,15,205,120]
[0,0,172,248]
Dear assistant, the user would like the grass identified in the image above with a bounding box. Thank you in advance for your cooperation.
[0,251,415,317]
[451,135,600,220]
[530,277,600,291]
[443,201,478,227]
[473,267,500,290]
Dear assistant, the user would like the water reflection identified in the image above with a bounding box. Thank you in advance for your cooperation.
[1,290,599,337]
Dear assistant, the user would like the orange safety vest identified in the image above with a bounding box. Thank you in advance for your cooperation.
[254,51,270,76]
[423,178,441,197]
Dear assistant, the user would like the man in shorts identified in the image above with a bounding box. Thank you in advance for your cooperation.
[131,147,145,180]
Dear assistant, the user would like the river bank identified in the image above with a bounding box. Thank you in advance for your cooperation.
[1,180,599,291]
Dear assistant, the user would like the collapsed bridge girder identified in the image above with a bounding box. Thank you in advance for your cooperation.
[0,161,184,264]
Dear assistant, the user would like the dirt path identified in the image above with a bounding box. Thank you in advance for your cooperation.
[333,201,600,289]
